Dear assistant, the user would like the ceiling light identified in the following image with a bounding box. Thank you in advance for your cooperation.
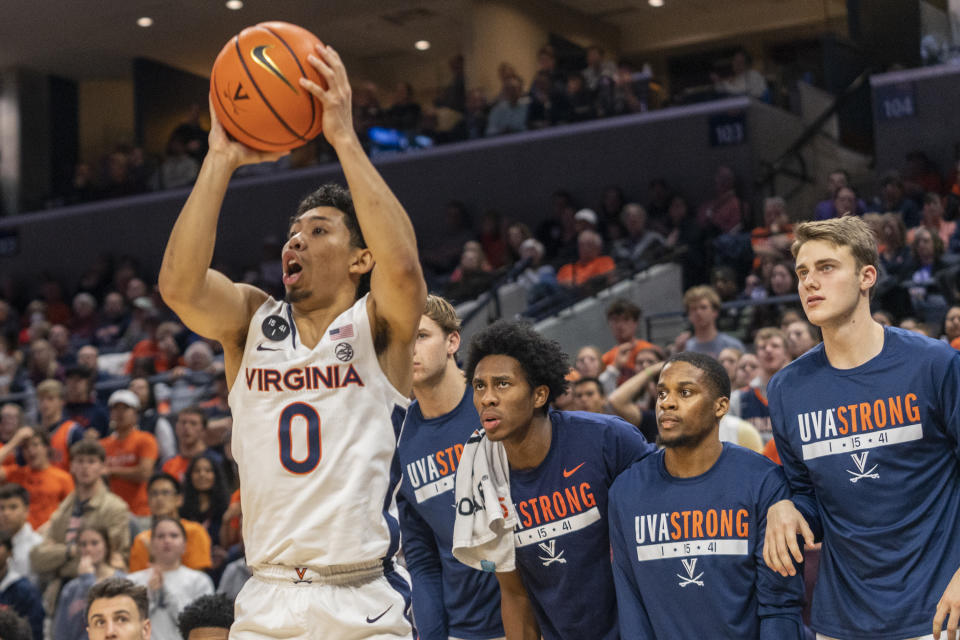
[414,40,431,51]
[226,0,243,9]
[648,0,664,6]
[137,17,154,27]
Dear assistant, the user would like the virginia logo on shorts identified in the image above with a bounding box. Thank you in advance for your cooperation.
[292,567,312,584]
[677,558,704,588]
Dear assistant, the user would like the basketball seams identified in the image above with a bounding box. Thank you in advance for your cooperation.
[261,24,320,135]
[212,61,298,151]
[233,30,307,145]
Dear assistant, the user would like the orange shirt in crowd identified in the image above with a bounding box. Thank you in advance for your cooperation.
[161,455,191,483]
[49,419,83,472]
[763,438,781,466]
[601,339,657,368]
[5,465,75,529]
[557,256,616,286]
[128,518,212,572]
[101,430,158,516]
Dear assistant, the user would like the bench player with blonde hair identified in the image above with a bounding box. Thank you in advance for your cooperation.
[159,43,425,639]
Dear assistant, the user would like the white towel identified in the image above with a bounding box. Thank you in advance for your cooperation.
[451,427,518,573]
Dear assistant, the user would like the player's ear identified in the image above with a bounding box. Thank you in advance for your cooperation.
[714,395,729,420]
[859,264,877,292]
[349,248,374,276]
[447,331,461,356]
[533,384,550,410]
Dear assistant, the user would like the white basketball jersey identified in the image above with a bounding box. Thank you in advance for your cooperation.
[228,294,410,568]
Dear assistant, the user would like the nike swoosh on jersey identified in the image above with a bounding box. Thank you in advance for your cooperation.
[251,45,299,94]
[365,604,393,624]
[563,462,585,477]
[256,344,281,352]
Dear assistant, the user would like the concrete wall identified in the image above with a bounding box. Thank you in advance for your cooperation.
[871,63,960,177]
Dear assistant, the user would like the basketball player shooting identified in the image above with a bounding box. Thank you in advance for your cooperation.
[159,43,425,639]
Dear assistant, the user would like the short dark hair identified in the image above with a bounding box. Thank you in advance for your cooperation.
[151,515,187,538]
[178,594,235,637]
[0,608,32,640]
[148,472,182,495]
[295,184,365,249]
[64,365,94,381]
[573,377,604,394]
[606,298,641,321]
[0,483,29,506]
[177,406,208,429]
[294,183,369,298]
[662,352,731,400]
[465,321,569,406]
[87,577,149,623]
[70,439,106,461]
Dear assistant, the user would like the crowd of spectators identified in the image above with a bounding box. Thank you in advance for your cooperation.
[47,43,779,210]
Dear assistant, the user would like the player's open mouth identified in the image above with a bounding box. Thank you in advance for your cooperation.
[482,416,501,430]
[283,259,303,286]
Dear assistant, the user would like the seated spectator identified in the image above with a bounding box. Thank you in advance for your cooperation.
[681,285,745,357]
[514,238,562,315]
[662,194,707,288]
[94,291,131,352]
[814,169,866,220]
[733,352,760,388]
[49,323,76,367]
[558,72,596,123]
[125,321,184,375]
[485,76,528,137]
[128,473,212,573]
[573,377,607,413]
[0,532,44,640]
[750,196,794,263]
[0,485,42,585]
[64,365,110,437]
[0,404,24,452]
[717,347,743,384]
[902,226,949,324]
[163,408,224,483]
[0,427,75,529]
[129,376,176,463]
[52,525,125,640]
[711,48,767,99]
[384,82,422,133]
[68,291,100,346]
[26,338,62,386]
[696,165,745,234]
[177,593,234,640]
[153,130,200,190]
[101,390,158,531]
[574,346,604,380]
[167,342,218,414]
[128,517,214,640]
[598,186,627,241]
[729,327,791,441]
[451,88,488,141]
[870,172,920,227]
[35,379,86,471]
[785,319,820,359]
[581,45,617,94]
[443,241,496,305]
[606,360,663,442]
[612,203,666,272]
[556,230,616,289]
[600,298,656,370]
[505,222,532,266]
[597,60,649,116]
[478,209,507,269]
[878,212,911,280]
[180,457,230,554]
[908,192,955,247]
[942,306,960,344]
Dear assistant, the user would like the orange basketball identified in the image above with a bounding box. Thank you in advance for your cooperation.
[210,21,325,152]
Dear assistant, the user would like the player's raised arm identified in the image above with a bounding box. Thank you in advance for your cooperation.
[300,45,426,388]
[158,104,284,359]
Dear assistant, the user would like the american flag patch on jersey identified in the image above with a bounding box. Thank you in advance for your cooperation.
[329,324,354,340]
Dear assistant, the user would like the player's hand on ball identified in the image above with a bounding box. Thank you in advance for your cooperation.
[933,566,960,640]
[207,97,289,168]
[763,499,814,577]
[300,44,355,147]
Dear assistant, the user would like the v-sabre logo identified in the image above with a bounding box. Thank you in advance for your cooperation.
[677,557,704,588]
[847,451,879,483]
[537,540,567,566]
[251,45,300,94]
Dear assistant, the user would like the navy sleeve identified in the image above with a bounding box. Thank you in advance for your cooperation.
[604,418,657,479]
[397,489,448,640]
[767,374,823,539]
[937,351,960,461]
[754,464,805,640]
[608,482,656,640]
